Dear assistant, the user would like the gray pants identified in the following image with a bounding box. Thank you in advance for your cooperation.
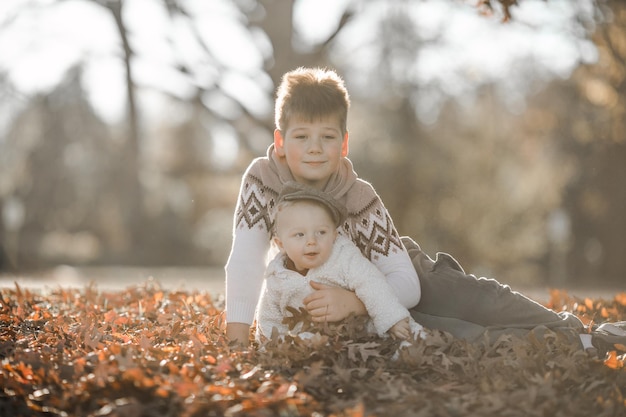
[402,237,584,346]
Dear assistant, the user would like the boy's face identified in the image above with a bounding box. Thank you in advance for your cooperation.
[274,201,338,275]
[274,115,349,190]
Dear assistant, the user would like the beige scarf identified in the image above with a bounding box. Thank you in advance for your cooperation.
[262,144,359,200]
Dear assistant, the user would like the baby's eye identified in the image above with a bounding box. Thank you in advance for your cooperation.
[295,232,304,238]
[324,135,337,140]
[295,135,307,140]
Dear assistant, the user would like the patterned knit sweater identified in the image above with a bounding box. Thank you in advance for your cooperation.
[225,145,421,325]
[256,236,415,340]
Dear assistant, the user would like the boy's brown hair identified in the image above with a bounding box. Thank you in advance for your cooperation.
[274,67,350,134]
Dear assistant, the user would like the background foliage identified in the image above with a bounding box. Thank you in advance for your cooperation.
[0,0,624,286]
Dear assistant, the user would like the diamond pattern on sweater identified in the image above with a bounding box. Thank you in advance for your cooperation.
[235,176,277,231]
[234,173,402,260]
[351,198,402,260]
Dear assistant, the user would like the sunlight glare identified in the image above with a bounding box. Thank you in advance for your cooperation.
[125,0,177,66]
[197,16,264,72]
[82,58,126,125]
[0,0,119,120]
[220,72,272,119]
[209,123,239,170]
[293,0,352,45]
[332,0,595,105]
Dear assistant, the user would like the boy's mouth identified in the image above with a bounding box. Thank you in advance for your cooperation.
[304,161,325,166]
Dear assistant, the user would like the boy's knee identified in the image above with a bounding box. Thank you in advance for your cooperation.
[433,252,465,274]
[401,236,420,252]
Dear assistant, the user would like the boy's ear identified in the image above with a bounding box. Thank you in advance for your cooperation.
[341,131,349,157]
[274,129,286,157]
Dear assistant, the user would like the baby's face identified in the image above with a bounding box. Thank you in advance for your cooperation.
[274,201,338,274]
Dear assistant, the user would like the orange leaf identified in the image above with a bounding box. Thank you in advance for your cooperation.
[104,309,117,323]
[111,332,131,343]
[122,367,145,382]
[139,334,152,351]
[615,293,626,307]
[114,316,130,325]
[108,343,122,355]
[344,401,365,417]
[155,387,170,398]
[603,351,624,370]
[174,381,198,397]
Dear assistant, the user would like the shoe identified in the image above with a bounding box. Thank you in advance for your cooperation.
[597,322,626,337]
[591,321,626,357]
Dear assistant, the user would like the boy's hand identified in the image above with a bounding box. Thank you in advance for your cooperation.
[389,318,411,340]
[304,281,367,322]
[226,323,250,347]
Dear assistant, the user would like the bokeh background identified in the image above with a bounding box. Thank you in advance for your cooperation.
[0,0,624,288]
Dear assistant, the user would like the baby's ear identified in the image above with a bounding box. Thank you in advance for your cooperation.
[273,236,284,251]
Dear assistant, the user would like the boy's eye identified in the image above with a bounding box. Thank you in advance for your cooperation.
[324,135,337,140]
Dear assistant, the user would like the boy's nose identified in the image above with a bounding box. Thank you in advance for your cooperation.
[307,137,322,152]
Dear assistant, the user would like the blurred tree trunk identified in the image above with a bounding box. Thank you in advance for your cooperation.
[258,0,295,85]
[104,0,144,252]
[257,0,352,85]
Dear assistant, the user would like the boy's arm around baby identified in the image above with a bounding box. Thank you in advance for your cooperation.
[334,237,412,336]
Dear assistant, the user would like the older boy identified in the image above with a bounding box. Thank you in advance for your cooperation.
[256,182,423,341]
[226,66,590,349]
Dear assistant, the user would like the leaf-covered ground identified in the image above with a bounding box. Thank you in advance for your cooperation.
[1,280,625,417]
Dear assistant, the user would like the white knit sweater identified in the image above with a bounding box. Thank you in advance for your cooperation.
[226,145,421,326]
[256,236,416,340]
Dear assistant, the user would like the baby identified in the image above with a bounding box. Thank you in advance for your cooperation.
[256,182,425,342]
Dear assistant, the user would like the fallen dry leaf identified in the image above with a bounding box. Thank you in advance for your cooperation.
[0,281,624,417]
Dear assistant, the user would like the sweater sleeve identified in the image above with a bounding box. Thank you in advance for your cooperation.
[225,169,275,325]
[374,244,421,309]
[346,181,421,309]
[225,228,270,325]
[334,237,410,335]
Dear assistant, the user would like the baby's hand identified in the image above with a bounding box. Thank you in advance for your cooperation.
[389,318,411,340]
